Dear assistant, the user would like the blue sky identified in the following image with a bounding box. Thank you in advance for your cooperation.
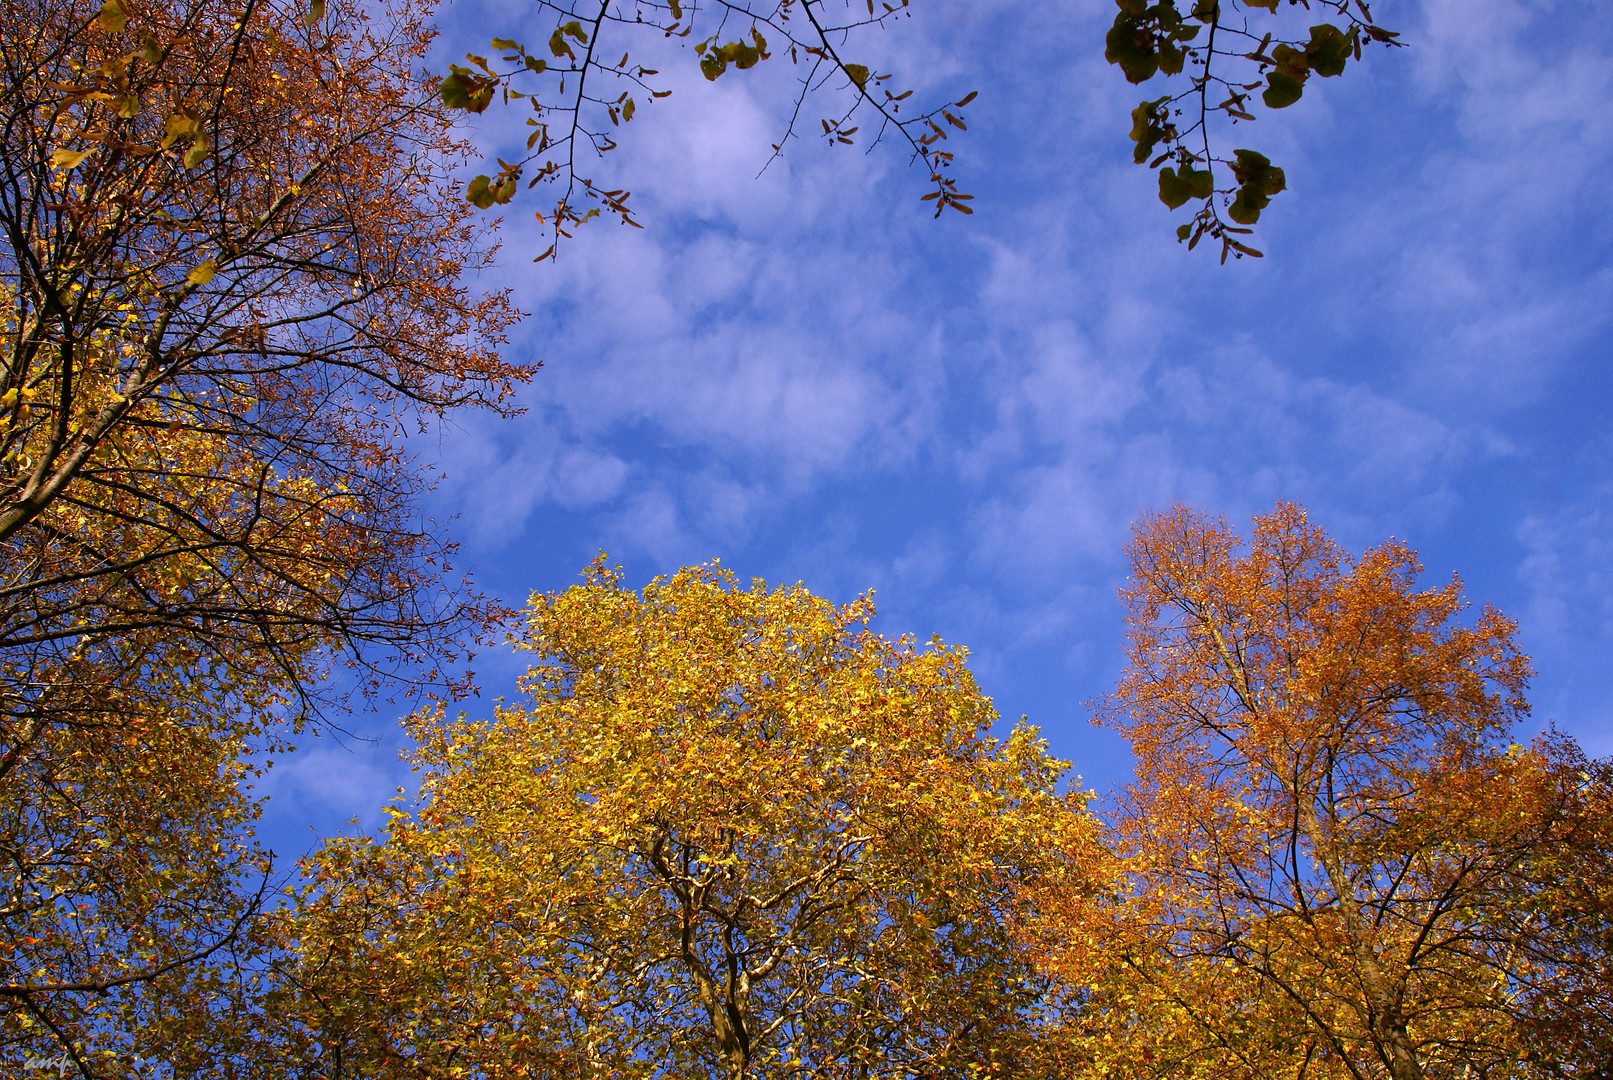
[262,0,1613,849]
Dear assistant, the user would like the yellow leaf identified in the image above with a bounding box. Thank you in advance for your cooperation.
[50,148,93,170]
[183,134,209,168]
[187,260,217,285]
[96,0,126,33]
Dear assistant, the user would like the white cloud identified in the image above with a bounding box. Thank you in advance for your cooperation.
[258,739,410,852]
[406,0,1613,784]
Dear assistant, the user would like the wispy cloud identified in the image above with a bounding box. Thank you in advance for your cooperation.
[410,0,1613,784]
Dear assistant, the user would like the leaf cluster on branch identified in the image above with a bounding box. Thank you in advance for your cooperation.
[443,0,1404,259]
[1105,0,1402,260]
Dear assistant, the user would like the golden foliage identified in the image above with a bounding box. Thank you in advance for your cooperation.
[1,0,526,714]
[0,0,530,1065]
[288,559,1107,1080]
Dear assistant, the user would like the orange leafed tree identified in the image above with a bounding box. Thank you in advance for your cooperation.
[285,560,1106,1080]
[1,0,527,1065]
[1073,503,1613,1080]
[1,0,526,714]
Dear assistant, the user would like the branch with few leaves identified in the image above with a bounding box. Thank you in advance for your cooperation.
[437,0,979,257]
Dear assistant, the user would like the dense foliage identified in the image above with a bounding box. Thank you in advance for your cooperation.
[3,0,1608,1077]
[1,0,523,1065]
[1072,505,1613,1080]
[288,562,1104,1079]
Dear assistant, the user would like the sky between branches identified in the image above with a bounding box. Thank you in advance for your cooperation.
[263,0,1613,848]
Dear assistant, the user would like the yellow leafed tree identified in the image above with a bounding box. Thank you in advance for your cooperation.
[287,559,1108,1080]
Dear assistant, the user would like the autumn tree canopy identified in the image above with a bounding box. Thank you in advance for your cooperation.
[2,0,526,714]
[286,560,1107,1080]
[0,0,1603,1072]
[1061,503,1613,1080]
[1,0,530,1064]
[0,657,275,1078]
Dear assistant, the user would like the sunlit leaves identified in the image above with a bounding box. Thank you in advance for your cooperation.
[1078,502,1613,1079]
[547,18,586,59]
[465,172,517,208]
[290,559,1106,1079]
[47,147,93,169]
[440,68,495,112]
[2,0,530,1056]
[95,0,127,33]
[698,30,769,80]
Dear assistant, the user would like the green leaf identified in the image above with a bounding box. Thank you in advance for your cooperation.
[1158,167,1191,210]
[1183,166,1214,200]
[844,63,869,89]
[1226,151,1284,225]
[1129,98,1168,163]
[303,0,325,29]
[1306,23,1351,77]
[1106,15,1160,84]
[1177,223,1194,241]
[719,41,761,69]
[440,72,494,112]
[440,72,472,109]
[525,56,546,73]
[1262,70,1305,109]
[1227,187,1267,225]
[491,37,521,52]
[1231,149,1269,175]
[668,0,682,18]
[466,175,495,209]
[1231,149,1286,196]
